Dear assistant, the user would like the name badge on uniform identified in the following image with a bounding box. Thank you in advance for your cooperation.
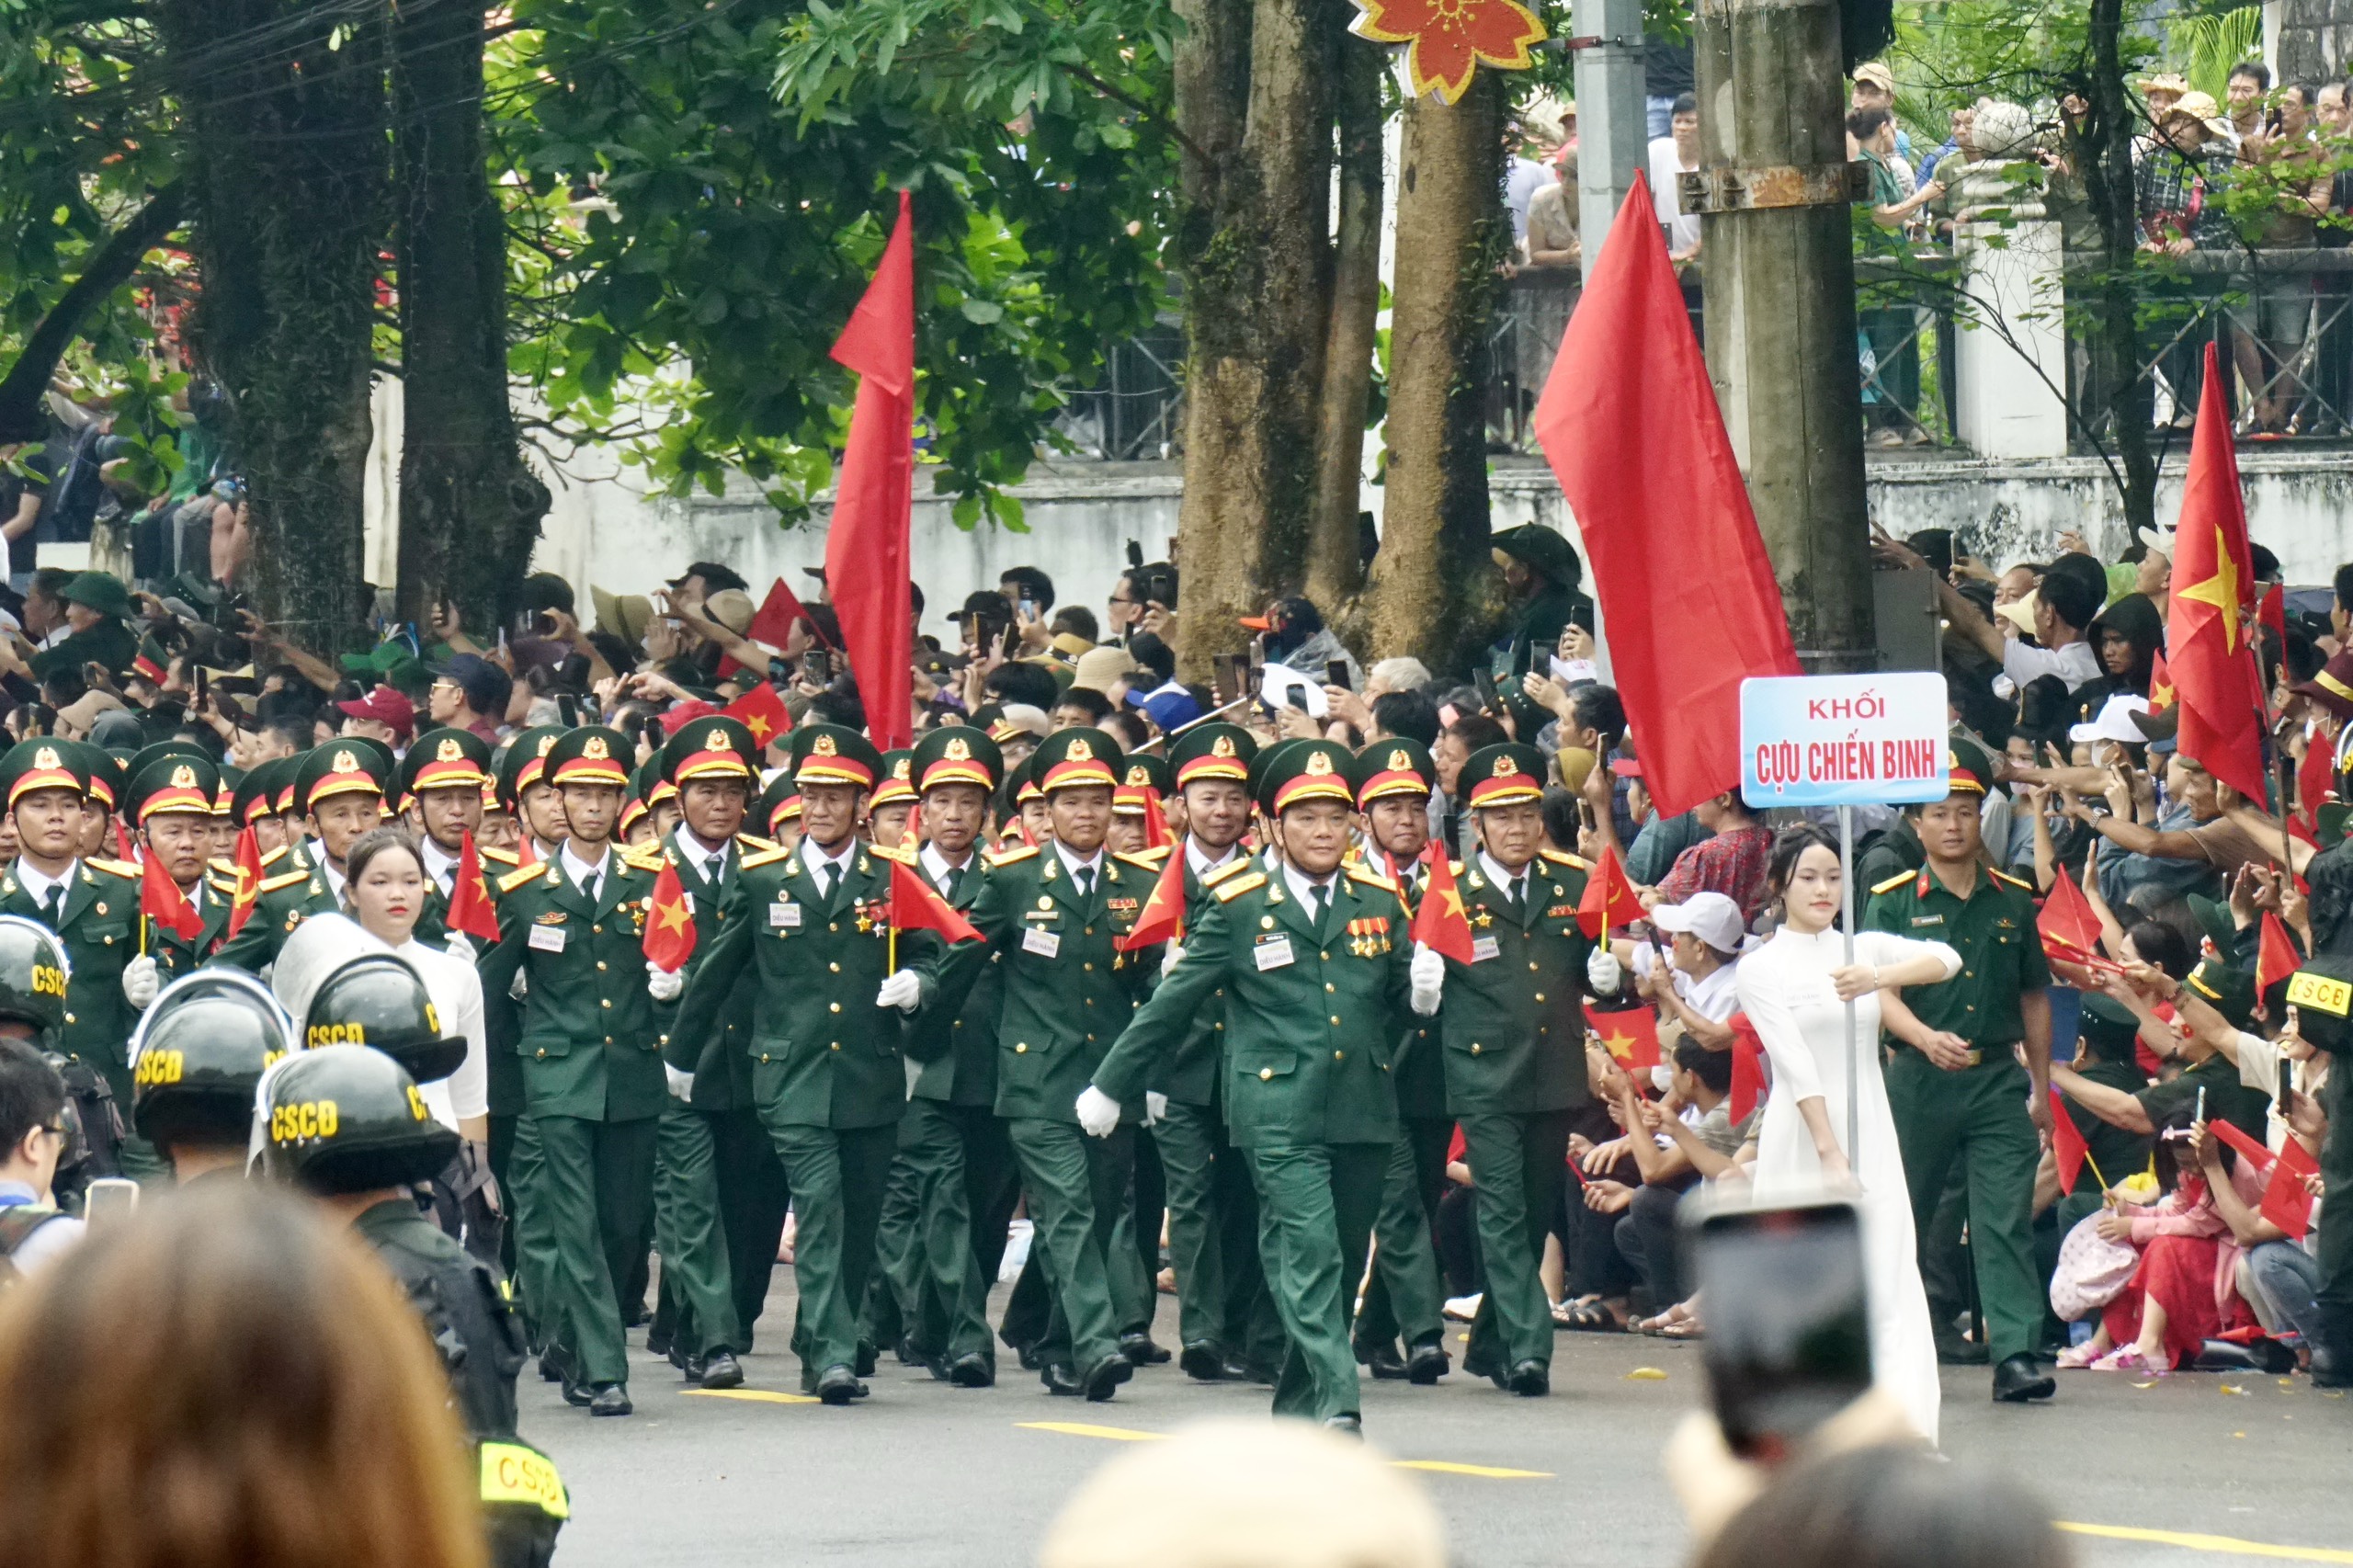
[770,902,802,929]
[1470,934,1501,964]
[1022,926,1063,959]
[528,925,567,954]
[1254,935,1295,971]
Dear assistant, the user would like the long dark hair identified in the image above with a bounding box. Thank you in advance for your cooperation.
[1767,823,1841,896]
[342,826,426,896]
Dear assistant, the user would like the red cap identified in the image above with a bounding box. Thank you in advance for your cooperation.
[335,686,416,739]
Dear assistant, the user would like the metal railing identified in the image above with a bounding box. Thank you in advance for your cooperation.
[1054,314,1188,460]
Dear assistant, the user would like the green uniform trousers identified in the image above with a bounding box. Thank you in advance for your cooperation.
[865,1100,1020,1366]
[1007,1118,1132,1374]
[1243,1142,1386,1422]
[864,1122,927,1353]
[765,1120,898,1389]
[2313,1062,2352,1341]
[526,1113,657,1387]
[712,1108,792,1346]
[651,1098,741,1358]
[1887,1051,2042,1362]
[1354,1114,1453,1357]
[1154,1097,1282,1364]
[1461,1110,1574,1375]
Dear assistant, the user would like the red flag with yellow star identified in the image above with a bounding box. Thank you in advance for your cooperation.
[888,858,983,945]
[2167,343,2268,805]
[722,682,791,753]
[643,858,699,971]
[2256,910,2302,995]
[1410,842,1477,963]
[224,824,265,938]
[446,831,503,944]
[2146,645,2174,714]
[1588,1006,1661,1074]
[1574,845,1643,939]
[1117,851,1186,953]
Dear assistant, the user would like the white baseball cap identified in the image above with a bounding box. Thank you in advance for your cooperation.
[2069,692,2152,745]
[1649,891,1745,955]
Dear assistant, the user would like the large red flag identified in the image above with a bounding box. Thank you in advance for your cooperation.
[1410,843,1476,963]
[642,859,699,972]
[718,578,824,678]
[2048,1086,2091,1194]
[1574,844,1643,938]
[2167,343,2268,805]
[1531,176,1802,817]
[224,824,265,938]
[1117,852,1187,953]
[824,189,917,751]
[722,681,792,751]
[888,858,983,944]
[445,831,503,944]
[140,851,204,942]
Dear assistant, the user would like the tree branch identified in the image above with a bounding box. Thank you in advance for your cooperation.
[0,182,185,444]
[1062,64,1210,170]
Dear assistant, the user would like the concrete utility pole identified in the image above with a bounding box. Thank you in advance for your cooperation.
[1688,0,1877,672]
[1571,0,1648,271]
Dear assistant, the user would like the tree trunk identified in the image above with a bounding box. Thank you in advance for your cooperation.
[0,186,184,445]
[1360,74,1508,669]
[392,0,550,635]
[160,0,384,657]
[1170,0,1338,677]
[1303,38,1384,619]
[2075,0,2158,538]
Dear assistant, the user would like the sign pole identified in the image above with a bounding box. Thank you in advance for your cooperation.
[1838,802,1859,1165]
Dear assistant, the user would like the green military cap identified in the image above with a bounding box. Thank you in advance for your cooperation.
[1489,524,1580,585]
[73,741,128,815]
[1257,738,1358,816]
[870,748,919,809]
[129,969,292,1149]
[1461,742,1548,809]
[0,737,92,809]
[790,722,882,790]
[620,756,662,839]
[305,952,464,1084]
[912,724,1003,795]
[1009,749,1042,805]
[261,1045,459,1193]
[293,738,392,815]
[2077,991,2143,1062]
[2185,893,2239,959]
[125,750,222,824]
[1113,752,1172,814]
[1353,737,1438,807]
[233,755,291,827]
[1030,727,1122,793]
[2183,958,2256,1031]
[400,727,494,799]
[59,570,134,622]
[2285,954,2353,1052]
[757,770,803,836]
[660,715,758,788]
[1245,737,1311,809]
[1943,736,1995,798]
[131,633,171,684]
[543,725,633,790]
[213,764,243,819]
[1168,722,1256,790]
[0,915,70,1045]
[497,724,570,806]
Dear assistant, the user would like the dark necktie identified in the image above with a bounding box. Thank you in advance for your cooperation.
[1311,882,1331,937]
[1502,876,1526,923]
[945,865,965,903]
[581,869,601,905]
[42,884,63,926]
[1074,865,1095,903]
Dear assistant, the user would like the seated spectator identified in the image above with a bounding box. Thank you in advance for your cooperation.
[1622,891,1746,1049]
[1649,790,1773,924]
[1610,1040,1747,1327]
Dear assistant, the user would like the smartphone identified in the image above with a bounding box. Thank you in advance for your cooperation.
[1472,667,1501,714]
[801,649,829,687]
[1226,653,1251,704]
[1018,598,1037,621]
[999,618,1020,659]
[1685,1194,1872,1460]
[1567,601,1597,635]
[194,665,209,708]
[84,1176,139,1234]
[1529,635,1557,669]
[1325,659,1351,692]
[556,693,580,728]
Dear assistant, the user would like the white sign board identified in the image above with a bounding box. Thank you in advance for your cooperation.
[1738,672,1951,809]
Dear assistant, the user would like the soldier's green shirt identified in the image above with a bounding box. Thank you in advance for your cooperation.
[2063,1056,2154,1189]
[156,876,236,981]
[477,846,668,1124]
[1155,840,1254,1106]
[1862,862,2050,1046]
[1094,859,1412,1149]
[648,829,764,1111]
[211,848,341,972]
[1433,849,1596,1116]
[902,847,1002,1108]
[0,855,143,1101]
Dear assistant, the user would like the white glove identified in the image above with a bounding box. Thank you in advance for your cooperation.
[647,963,684,1002]
[1409,943,1445,1017]
[1586,946,1622,995]
[664,1063,695,1101]
[443,932,475,962]
[1075,1085,1122,1138]
[1144,1090,1168,1126]
[120,954,159,1009]
[876,969,923,1013]
[509,971,529,1001]
[1160,941,1187,978]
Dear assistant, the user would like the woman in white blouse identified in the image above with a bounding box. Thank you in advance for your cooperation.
[1733,825,1960,1444]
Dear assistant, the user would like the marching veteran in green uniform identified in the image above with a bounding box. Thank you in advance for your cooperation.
[213,739,397,971]
[1418,742,1597,1398]
[396,726,497,949]
[1085,743,1420,1432]
[1864,749,2057,1406]
[123,746,234,978]
[478,726,671,1418]
[662,723,957,1406]
[948,727,1161,1402]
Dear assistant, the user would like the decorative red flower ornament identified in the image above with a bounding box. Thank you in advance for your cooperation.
[1349,0,1548,104]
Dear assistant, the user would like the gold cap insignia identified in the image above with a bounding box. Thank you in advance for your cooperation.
[892,757,912,780]
[333,749,360,774]
[582,736,610,761]
[944,737,971,761]
[1068,738,1094,763]
[707,728,733,752]
[31,746,58,770]
[1387,747,1410,771]
[1306,750,1336,776]
[1125,764,1150,786]
[171,764,198,789]
[536,733,560,756]
[437,737,463,763]
[1211,735,1237,758]
[1494,756,1520,776]
[813,734,838,757]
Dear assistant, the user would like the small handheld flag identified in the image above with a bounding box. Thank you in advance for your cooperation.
[1118,853,1186,953]
[722,682,792,751]
[888,858,983,946]
[1410,843,1476,964]
[642,859,699,972]
[1574,846,1642,939]
[1589,1006,1661,1074]
[446,831,504,945]
[224,824,264,938]
[140,851,205,943]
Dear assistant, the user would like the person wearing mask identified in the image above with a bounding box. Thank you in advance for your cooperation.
[126,967,291,1183]
[214,741,397,971]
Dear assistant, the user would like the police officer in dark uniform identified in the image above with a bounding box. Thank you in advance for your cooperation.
[128,968,293,1182]
[2273,957,2353,1386]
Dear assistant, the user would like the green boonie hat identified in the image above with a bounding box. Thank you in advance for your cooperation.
[1489,524,1580,586]
[2077,992,2142,1062]
[400,727,494,798]
[0,916,70,1042]
[0,737,90,809]
[1168,723,1256,790]
[497,725,570,805]
[2285,955,2353,1053]
[1260,739,1358,815]
[58,570,133,621]
[660,715,758,788]
[1030,727,1123,793]
[1353,738,1438,807]
[790,722,882,790]
[543,726,632,790]
[1462,742,1548,809]
[757,771,802,836]
[305,953,462,1084]
[262,1046,459,1193]
[870,749,918,809]
[129,971,292,1150]
[293,739,392,815]
[233,756,291,827]
[912,724,1003,795]
[126,751,222,824]
[2183,958,2256,1031]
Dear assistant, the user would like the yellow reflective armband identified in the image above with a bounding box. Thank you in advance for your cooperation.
[479,1441,569,1518]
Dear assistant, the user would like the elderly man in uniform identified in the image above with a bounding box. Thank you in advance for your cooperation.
[213,740,397,971]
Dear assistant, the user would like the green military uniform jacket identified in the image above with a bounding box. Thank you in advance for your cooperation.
[0,855,143,1101]
[211,851,342,972]
[951,842,1160,1123]
[1861,862,2050,1051]
[1433,849,1595,1116]
[1096,858,1411,1148]
[2063,1056,2154,1188]
[651,830,762,1111]
[1389,861,1449,1119]
[663,840,948,1130]
[1854,817,1924,895]
[904,847,1002,1108]
[155,874,238,981]
[479,846,668,1124]
[28,616,137,682]
[1153,842,1256,1106]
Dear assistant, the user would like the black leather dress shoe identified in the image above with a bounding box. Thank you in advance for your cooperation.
[1323,1414,1363,1437]
[540,1344,574,1385]
[1084,1354,1134,1402]
[1180,1339,1228,1381]
[854,1340,879,1377]
[945,1352,994,1388]
[561,1377,594,1407]
[646,1324,673,1358]
[587,1382,633,1416]
[1361,1341,1411,1381]
[1405,1340,1451,1385]
[1017,1344,1042,1371]
[1119,1331,1171,1366]
[895,1333,925,1366]
[1991,1352,2056,1402]
[699,1351,745,1390]
[681,1354,706,1381]
[1506,1359,1550,1397]
[1041,1361,1085,1396]
[1935,1333,1992,1366]
[816,1364,864,1405]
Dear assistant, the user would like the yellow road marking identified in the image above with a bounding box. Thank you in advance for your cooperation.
[2058,1522,2353,1564]
[684,1388,820,1405]
[1017,1421,1551,1479]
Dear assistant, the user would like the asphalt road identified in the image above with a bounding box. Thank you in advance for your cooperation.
[526,1280,2352,1568]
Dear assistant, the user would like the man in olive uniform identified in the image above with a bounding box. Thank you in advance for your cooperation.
[2272,957,2353,1386]
[123,747,235,977]
[1144,722,1285,1383]
[478,725,671,1417]
[1086,743,1419,1431]
[1487,526,1592,737]
[1865,753,2058,1404]
[501,726,573,865]
[397,727,497,949]
[864,725,1017,1386]
[949,727,1160,1400]
[0,739,150,1174]
[213,740,397,971]
[1348,738,1452,1384]
[663,723,956,1405]
[29,571,140,682]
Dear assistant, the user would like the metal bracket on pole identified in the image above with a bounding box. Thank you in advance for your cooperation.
[1677,163,1870,215]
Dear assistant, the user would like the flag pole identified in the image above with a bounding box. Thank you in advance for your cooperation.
[1839,803,1859,1165]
